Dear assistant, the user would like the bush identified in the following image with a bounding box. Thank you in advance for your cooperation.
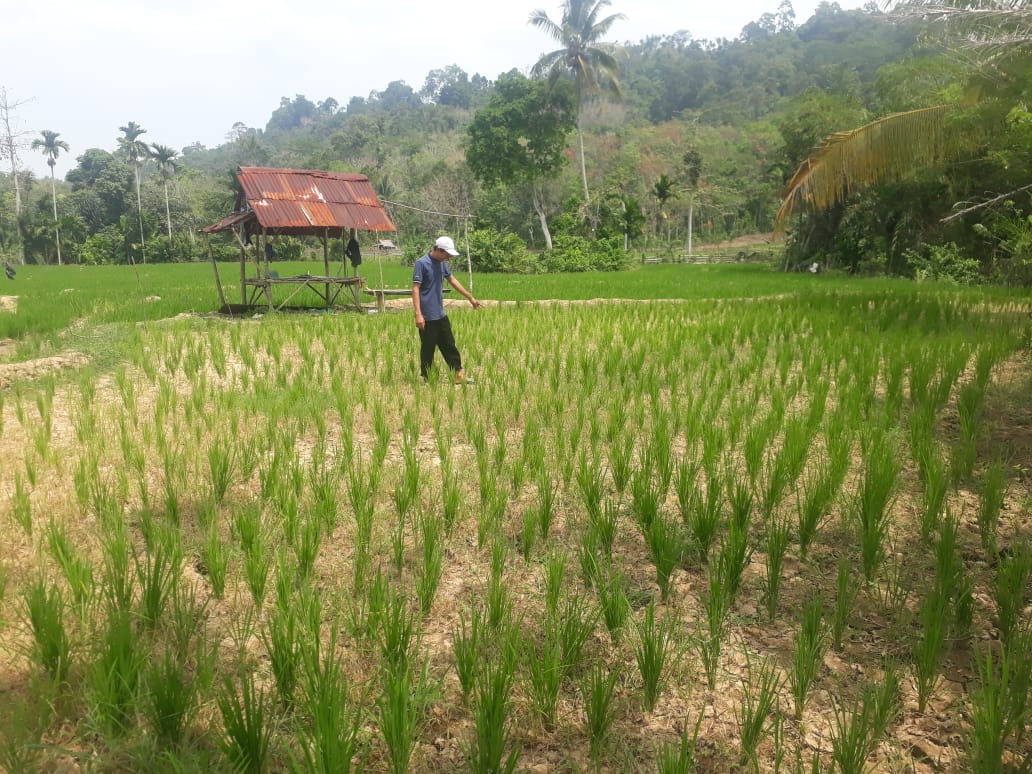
[80,226,124,265]
[905,243,981,285]
[541,236,628,273]
[468,227,537,273]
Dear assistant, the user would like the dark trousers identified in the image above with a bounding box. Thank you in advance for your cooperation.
[419,316,462,379]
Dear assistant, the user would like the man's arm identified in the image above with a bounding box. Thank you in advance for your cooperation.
[447,275,482,308]
[412,283,425,329]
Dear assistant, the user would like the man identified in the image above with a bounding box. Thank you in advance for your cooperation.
[412,235,481,383]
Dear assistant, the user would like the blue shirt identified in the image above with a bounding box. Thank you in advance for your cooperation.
[413,253,451,321]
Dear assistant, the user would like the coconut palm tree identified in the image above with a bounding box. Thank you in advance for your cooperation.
[118,121,151,262]
[529,0,625,203]
[151,143,179,239]
[30,130,70,265]
[776,0,1030,229]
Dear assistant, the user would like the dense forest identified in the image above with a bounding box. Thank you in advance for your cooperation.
[1,0,1030,284]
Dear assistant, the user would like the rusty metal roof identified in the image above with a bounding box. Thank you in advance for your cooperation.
[205,167,396,236]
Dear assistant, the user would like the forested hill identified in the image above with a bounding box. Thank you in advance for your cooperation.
[10,0,996,276]
[175,3,921,242]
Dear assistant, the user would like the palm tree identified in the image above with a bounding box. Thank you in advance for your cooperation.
[776,0,1028,230]
[529,0,625,203]
[30,130,70,265]
[151,143,179,239]
[118,121,151,263]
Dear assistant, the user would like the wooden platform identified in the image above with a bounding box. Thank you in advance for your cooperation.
[243,275,364,311]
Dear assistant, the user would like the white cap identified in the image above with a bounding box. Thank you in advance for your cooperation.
[435,236,460,256]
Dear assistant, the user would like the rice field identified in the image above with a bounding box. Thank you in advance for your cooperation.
[0,262,1029,772]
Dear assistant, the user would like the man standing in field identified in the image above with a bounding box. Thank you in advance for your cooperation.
[412,236,481,384]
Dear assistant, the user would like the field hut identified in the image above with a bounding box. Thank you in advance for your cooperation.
[201,166,396,312]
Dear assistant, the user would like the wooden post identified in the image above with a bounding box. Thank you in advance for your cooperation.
[205,234,228,310]
[323,229,330,308]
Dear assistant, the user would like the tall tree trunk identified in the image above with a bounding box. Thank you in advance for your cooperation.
[164,181,172,239]
[532,185,554,250]
[687,193,694,259]
[50,168,62,265]
[135,165,147,263]
[577,113,589,203]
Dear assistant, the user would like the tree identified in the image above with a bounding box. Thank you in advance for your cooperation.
[529,0,626,202]
[466,72,577,249]
[151,143,179,239]
[651,173,677,241]
[775,1,1027,230]
[117,121,150,263]
[31,130,70,264]
[683,148,702,257]
[0,87,30,263]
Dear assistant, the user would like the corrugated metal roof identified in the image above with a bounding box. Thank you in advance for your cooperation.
[237,167,396,234]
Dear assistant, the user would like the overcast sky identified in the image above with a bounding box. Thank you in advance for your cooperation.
[3,0,864,180]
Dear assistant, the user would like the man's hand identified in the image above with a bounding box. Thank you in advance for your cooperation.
[415,313,425,330]
[469,297,482,309]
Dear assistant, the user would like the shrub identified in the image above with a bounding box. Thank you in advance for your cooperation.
[468,227,536,273]
[905,243,981,285]
[541,236,628,273]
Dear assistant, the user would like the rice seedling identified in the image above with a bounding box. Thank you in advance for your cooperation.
[635,601,676,712]
[299,626,364,774]
[24,573,70,683]
[466,626,520,774]
[950,390,982,485]
[977,458,1008,554]
[11,471,32,535]
[442,464,461,533]
[832,558,856,651]
[912,589,948,713]
[88,606,143,736]
[597,565,632,644]
[788,595,827,720]
[416,512,444,615]
[682,472,722,564]
[379,659,434,774]
[647,513,688,601]
[522,628,564,730]
[218,672,274,774]
[535,472,557,540]
[762,515,791,621]
[135,528,183,628]
[717,512,751,605]
[263,601,302,707]
[736,654,784,771]
[631,468,662,533]
[589,498,619,559]
[796,459,838,561]
[993,543,1031,648]
[967,636,1032,774]
[582,661,619,761]
[379,588,419,676]
[243,529,271,608]
[609,428,634,495]
[828,665,900,774]
[201,523,229,599]
[453,606,484,704]
[46,519,95,615]
[934,511,974,640]
[919,445,949,543]
[853,431,899,583]
[207,437,236,506]
[655,716,702,774]
[554,593,598,679]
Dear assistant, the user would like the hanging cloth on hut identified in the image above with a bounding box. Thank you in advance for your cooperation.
[345,237,362,267]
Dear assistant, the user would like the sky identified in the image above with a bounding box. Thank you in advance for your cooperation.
[2,0,866,181]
